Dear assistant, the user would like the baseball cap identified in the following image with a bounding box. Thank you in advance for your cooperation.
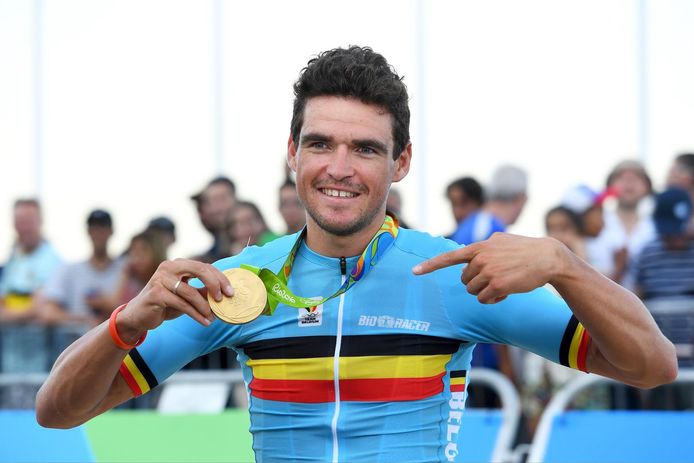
[87,209,112,228]
[654,187,692,236]
[147,216,176,237]
[560,185,615,215]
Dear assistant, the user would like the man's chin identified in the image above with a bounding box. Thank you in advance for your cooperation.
[309,211,374,237]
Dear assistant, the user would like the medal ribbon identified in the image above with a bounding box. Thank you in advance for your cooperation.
[241,214,399,315]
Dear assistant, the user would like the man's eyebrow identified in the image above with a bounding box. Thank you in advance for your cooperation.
[353,138,389,154]
[300,132,331,144]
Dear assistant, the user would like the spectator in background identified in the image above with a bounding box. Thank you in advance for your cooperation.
[386,187,410,228]
[635,188,694,301]
[38,209,124,326]
[0,199,62,321]
[545,206,587,261]
[450,165,526,245]
[666,153,694,234]
[561,185,625,281]
[229,201,279,255]
[90,231,167,309]
[146,216,176,252]
[190,176,237,263]
[445,176,483,238]
[0,199,62,387]
[599,160,655,289]
[279,179,306,234]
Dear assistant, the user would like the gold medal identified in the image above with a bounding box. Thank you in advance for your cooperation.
[208,268,267,324]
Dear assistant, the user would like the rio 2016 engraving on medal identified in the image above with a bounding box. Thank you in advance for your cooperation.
[208,268,267,324]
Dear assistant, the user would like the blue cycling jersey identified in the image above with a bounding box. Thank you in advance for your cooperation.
[120,228,589,462]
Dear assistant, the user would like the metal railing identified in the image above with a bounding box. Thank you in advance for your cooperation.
[527,368,694,463]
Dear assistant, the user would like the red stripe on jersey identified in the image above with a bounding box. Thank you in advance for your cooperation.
[249,373,447,403]
[340,373,446,402]
[577,329,590,373]
[119,363,143,396]
[250,378,335,403]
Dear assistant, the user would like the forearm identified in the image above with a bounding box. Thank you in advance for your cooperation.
[550,249,677,388]
[35,321,133,428]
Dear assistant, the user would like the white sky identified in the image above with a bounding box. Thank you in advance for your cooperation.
[1,0,693,262]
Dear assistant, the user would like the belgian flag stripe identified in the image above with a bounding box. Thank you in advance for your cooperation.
[559,315,590,371]
[247,354,452,380]
[240,334,464,359]
[119,348,158,396]
[249,373,447,403]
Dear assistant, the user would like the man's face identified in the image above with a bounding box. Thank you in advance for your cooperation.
[583,205,604,237]
[231,205,265,245]
[279,185,306,233]
[200,183,236,233]
[88,225,112,253]
[14,204,42,250]
[611,170,650,208]
[287,96,411,237]
[546,210,579,242]
[447,187,477,224]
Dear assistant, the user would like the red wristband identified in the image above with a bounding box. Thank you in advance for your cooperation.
[109,303,147,350]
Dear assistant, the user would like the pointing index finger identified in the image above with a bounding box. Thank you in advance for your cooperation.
[412,243,478,275]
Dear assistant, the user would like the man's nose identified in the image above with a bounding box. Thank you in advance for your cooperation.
[325,144,355,180]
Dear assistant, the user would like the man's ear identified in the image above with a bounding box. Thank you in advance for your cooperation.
[287,134,298,172]
[392,142,412,183]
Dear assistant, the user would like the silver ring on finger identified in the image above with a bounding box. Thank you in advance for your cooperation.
[173,278,184,296]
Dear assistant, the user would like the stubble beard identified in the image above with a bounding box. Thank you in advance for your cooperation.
[305,204,382,237]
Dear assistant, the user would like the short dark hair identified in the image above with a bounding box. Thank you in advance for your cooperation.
[147,216,175,237]
[446,177,484,206]
[87,209,113,228]
[191,175,236,206]
[291,46,410,159]
[545,206,583,233]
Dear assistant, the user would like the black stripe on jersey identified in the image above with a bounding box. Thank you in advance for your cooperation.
[450,370,467,378]
[129,348,159,389]
[240,334,466,360]
[240,336,337,359]
[341,334,465,357]
[558,315,579,367]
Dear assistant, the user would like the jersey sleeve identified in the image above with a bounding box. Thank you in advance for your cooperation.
[435,240,590,372]
[118,315,241,396]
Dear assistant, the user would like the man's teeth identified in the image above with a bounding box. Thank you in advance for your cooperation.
[322,188,356,198]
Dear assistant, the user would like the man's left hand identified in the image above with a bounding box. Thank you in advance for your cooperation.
[413,233,567,304]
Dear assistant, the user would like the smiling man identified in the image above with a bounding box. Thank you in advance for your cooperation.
[37,46,677,462]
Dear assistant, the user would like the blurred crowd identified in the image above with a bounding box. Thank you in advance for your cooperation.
[1,153,693,438]
[443,152,694,438]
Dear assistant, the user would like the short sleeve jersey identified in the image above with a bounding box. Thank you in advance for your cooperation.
[120,228,590,462]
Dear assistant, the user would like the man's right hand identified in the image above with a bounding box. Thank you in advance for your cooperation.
[116,259,234,343]
[36,259,235,429]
